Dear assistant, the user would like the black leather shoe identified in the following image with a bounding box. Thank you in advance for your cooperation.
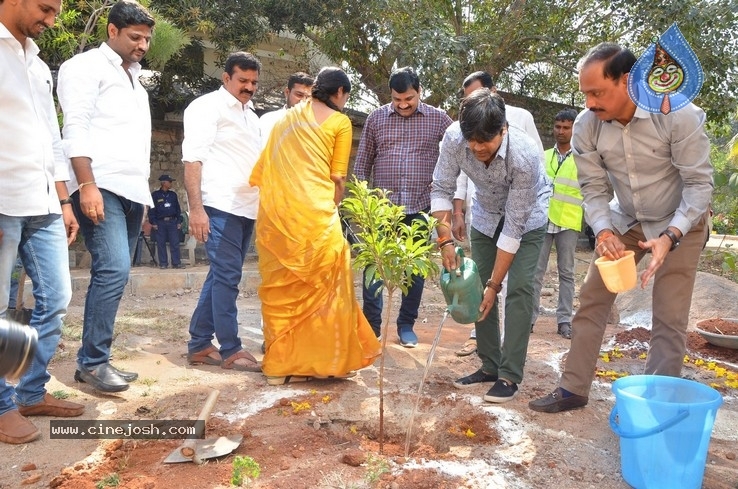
[109,364,138,382]
[557,322,572,339]
[74,364,129,392]
[529,387,588,413]
[75,364,138,383]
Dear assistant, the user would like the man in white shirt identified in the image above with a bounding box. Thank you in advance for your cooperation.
[0,0,84,445]
[182,52,262,373]
[57,0,155,393]
[452,71,545,357]
[260,71,314,144]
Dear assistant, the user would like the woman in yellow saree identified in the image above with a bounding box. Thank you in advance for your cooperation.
[250,67,381,385]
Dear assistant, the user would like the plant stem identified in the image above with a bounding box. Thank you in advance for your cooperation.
[378,289,394,455]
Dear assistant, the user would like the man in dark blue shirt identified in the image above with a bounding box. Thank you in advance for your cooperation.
[149,174,184,269]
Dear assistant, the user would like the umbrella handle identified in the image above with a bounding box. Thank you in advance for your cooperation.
[180,390,220,459]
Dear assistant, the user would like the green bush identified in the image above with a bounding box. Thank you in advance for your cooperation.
[710,128,738,235]
[712,211,738,235]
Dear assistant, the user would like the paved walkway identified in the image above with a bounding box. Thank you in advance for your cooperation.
[706,233,738,251]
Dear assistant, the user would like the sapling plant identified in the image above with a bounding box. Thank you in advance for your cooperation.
[341,177,438,453]
[230,455,260,486]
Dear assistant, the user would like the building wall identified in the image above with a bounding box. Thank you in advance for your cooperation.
[149,120,187,206]
[499,91,581,149]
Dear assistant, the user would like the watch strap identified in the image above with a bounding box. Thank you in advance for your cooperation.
[659,229,680,251]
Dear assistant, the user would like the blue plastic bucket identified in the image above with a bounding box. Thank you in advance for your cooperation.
[610,375,722,489]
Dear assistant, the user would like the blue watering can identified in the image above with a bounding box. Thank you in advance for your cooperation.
[440,247,483,324]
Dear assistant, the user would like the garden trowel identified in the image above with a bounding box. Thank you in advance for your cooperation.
[163,389,243,464]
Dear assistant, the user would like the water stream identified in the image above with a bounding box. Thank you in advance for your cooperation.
[404,309,450,457]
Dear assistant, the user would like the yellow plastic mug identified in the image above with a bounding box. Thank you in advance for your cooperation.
[595,250,637,293]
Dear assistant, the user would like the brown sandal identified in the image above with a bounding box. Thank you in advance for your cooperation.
[221,350,261,372]
[187,345,222,366]
[455,339,477,357]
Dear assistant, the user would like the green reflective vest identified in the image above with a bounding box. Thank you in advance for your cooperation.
[545,148,583,232]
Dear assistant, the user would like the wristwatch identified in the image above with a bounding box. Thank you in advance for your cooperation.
[59,197,73,206]
[659,229,680,251]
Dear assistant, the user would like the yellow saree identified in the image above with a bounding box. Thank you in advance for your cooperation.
[250,101,381,378]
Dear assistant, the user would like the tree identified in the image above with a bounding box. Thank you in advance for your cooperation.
[340,178,438,454]
[39,1,737,123]
[37,0,191,117]
[153,0,271,64]
[37,0,189,70]
[268,0,738,124]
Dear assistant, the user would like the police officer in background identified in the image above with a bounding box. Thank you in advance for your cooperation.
[149,174,184,269]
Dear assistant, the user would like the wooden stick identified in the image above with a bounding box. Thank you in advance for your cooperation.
[179,390,220,460]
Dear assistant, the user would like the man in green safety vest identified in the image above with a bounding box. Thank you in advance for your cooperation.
[531,109,583,339]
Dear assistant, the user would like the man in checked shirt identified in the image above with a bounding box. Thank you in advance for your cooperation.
[353,67,453,347]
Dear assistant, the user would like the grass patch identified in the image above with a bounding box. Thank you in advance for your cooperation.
[96,473,120,488]
[61,316,83,342]
[112,309,189,342]
[63,309,189,344]
[110,346,131,361]
[364,454,391,484]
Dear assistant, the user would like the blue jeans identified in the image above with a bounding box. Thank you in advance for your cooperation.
[8,257,24,309]
[531,228,579,325]
[361,211,428,337]
[0,213,72,414]
[73,189,144,369]
[188,206,254,360]
[155,219,181,267]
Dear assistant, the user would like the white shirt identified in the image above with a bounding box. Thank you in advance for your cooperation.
[454,104,546,222]
[181,87,261,218]
[0,23,67,216]
[57,42,153,206]
[259,106,286,149]
[506,105,545,158]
